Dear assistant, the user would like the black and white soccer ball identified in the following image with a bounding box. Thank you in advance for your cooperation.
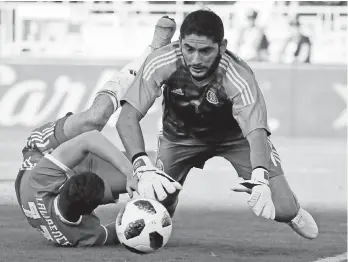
[115,198,173,254]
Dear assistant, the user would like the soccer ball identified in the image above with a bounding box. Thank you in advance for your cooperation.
[115,198,173,254]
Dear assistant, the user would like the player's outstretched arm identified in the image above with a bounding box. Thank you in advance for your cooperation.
[51,130,135,196]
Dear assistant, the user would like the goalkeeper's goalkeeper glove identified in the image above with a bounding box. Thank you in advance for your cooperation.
[132,154,182,201]
[232,168,275,220]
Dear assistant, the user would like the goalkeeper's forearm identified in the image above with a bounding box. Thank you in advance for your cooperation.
[116,102,146,162]
[246,128,271,171]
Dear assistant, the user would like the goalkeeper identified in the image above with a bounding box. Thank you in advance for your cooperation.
[116,10,318,239]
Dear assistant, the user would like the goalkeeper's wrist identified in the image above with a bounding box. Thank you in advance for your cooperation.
[251,167,270,185]
[253,166,268,172]
[132,152,148,163]
[132,153,155,176]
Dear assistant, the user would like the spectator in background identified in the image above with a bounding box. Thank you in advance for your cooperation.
[236,9,269,62]
[280,17,311,63]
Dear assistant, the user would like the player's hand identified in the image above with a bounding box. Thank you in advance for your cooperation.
[232,168,275,220]
[132,155,182,201]
[126,174,139,199]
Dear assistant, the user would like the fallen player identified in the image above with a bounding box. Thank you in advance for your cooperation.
[17,130,135,246]
[15,16,180,246]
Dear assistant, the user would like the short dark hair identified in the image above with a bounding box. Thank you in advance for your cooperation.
[180,9,224,43]
[60,172,105,215]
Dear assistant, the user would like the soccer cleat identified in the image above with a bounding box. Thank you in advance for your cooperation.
[150,16,176,50]
[287,208,318,239]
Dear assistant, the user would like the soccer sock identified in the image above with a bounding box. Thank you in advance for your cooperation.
[121,16,176,75]
[150,16,176,50]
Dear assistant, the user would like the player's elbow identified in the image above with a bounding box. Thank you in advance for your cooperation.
[80,130,102,152]
[80,130,101,142]
[246,128,267,144]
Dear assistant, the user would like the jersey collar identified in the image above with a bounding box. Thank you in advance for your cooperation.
[54,196,82,226]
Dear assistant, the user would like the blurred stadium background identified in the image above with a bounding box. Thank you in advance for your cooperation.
[0,0,346,140]
[0,1,346,261]
[0,1,347,62]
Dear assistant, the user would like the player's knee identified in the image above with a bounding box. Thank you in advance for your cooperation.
[85,109,110,131]
[85,95,114,130]
[275,206,298,223]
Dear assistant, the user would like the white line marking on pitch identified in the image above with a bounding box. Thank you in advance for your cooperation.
[311,252,347,262]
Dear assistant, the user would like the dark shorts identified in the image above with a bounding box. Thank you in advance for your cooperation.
[155,133,284,185]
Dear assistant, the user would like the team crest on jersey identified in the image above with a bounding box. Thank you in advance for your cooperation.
[171,88,184,96]
[155,158,164,171]
[206,90,219,105]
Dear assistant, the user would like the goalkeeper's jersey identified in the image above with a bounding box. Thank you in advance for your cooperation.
[121,41,270,143]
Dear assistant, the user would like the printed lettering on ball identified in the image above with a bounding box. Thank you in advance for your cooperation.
[115,198,172,254]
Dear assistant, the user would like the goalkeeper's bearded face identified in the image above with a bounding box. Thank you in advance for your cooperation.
[180,34,227,80]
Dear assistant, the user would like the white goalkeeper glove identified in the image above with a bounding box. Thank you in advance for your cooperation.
[132,155,182,201]
[231,168,275,220]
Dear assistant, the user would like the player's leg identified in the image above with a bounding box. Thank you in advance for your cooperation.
[121,16,176,75]
[266,138,318,239]
[63,16,176,140]
[217,138,300,221]
[216,137,318,239]
[156,133,212,217]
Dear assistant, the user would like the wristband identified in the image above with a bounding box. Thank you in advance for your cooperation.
[132,152,148,163]
[253,166,268,172]
[252,167,270,182]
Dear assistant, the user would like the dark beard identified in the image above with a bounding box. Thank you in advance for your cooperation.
[191,53,222,81]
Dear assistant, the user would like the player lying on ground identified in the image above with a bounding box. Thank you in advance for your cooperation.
[16,16,180,206]
[117,10,318,239]
[16,130,139,246]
